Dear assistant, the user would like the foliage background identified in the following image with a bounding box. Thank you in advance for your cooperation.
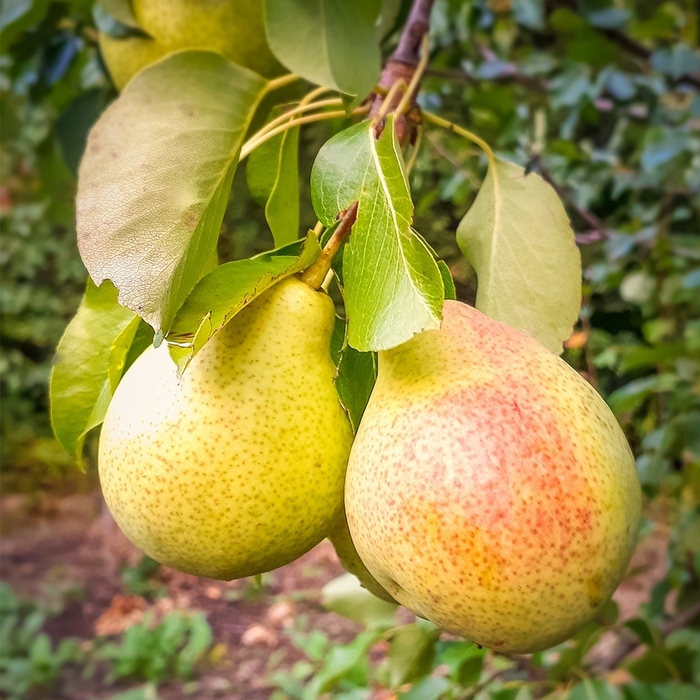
[0,0,699,698]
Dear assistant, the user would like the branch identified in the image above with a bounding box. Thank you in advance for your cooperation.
[545,0,700,90]
[370,0,436,144]
[425,66,549,92]
[391,0,435,66]
[596,599,700,672]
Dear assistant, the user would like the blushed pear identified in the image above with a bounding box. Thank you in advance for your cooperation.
[345,300,641,654]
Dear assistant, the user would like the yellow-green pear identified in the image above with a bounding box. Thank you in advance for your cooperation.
[328,510,397,604]
[99,277,353,580]
[345,300,641,654]
[99,0,283,90]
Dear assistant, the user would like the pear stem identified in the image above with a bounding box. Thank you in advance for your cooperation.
[251,98,344,142]
[263,73,300,94]
[240,106,370,160]
[298,85,332,106]
[299,203,359,290]
[421,110,496,167]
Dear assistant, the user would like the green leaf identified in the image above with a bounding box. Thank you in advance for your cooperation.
[94,0,149,38]
[311,117,444,351]
[437,260,457,301]
[547,621,603,682]
[567,678,620,700]
[399,676,450,700]
[167,234,321,373]
[625,618,662,648]
[387,624,440,688]
[512,0,545,30]
[247,120,300,247]
[651,45,700,80]
[607,374,678,415]
[641,128,692,171]
[336,344,376,432]
[0,0,49,46]
[76,51,268,334]
[50,279,146,463]
[619,343,686,372]
[265,0,381,100]
[622,682,700,700]
[97,0,141,29]
[456,157,581,355]
[321,573,397,628]
[627,649,678,684]
[303,629,380,699]
[436,641,485,684]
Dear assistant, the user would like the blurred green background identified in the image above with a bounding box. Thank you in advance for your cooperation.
[1,1,699,699]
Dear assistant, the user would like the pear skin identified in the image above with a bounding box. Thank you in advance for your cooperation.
[100,0,283,90]
[345,300,641,654]
[99,277,353,580]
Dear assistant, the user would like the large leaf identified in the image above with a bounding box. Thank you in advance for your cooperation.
[77,51,268,334]
[265,0,381,99]
[456,157,581,354]
[247,120,300,247]
[50,279,153,463]
[167,234,321,373]
[311,117,444,351]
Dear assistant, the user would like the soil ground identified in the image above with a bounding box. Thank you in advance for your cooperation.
[0,490,364,699]
[0,490,669,699]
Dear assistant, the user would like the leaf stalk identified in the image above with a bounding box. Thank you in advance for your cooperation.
[240,106,368,160]
[421,110,496,167]
[262,73,300,94]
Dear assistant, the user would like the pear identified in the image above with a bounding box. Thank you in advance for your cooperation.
[328,510,397,604]
[345,300,641,654]
[99,0,283,90]
[99,277,353,580]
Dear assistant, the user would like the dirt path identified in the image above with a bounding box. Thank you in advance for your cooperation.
[0,491,362,699]
[0,491,669,699]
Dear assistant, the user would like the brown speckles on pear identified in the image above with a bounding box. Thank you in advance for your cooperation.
[345,300,641,654]
[99,277,353,580]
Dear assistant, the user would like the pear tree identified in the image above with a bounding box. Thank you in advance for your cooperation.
[49,0,639,659]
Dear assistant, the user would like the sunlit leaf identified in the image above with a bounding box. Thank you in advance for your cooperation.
[77,51,267,334]
[456,157,581,354]
[50,279,152,463]
[311,117,444,351]
[567,678,620,700]
[167,234,320,373]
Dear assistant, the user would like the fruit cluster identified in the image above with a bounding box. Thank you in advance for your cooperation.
[91,0,641,656]
[100,276,641,655]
